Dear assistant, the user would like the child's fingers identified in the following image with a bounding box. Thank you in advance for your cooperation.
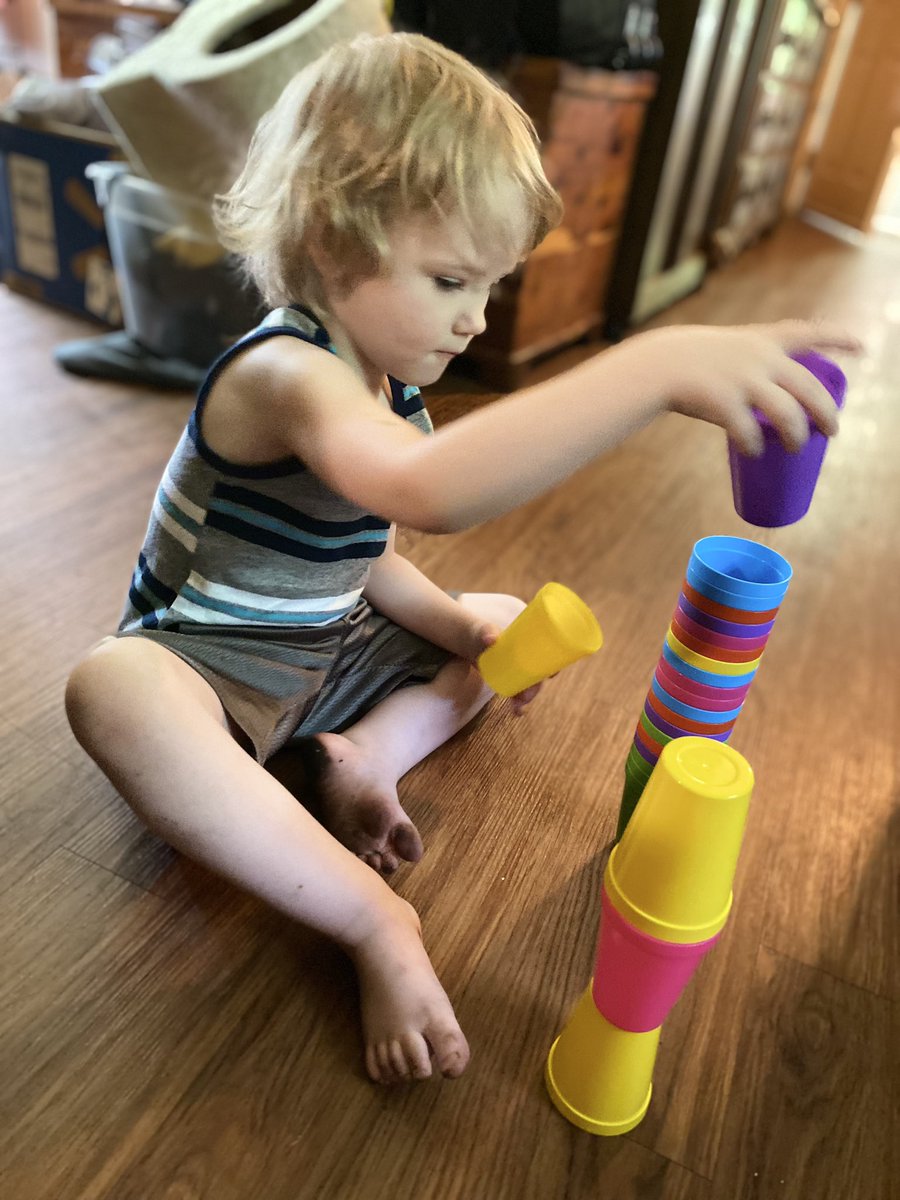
[774,356,841,436]
[511,681,542,713]
[765,318,863,355]
[751,381,814,452]
[478,622,500,651]
[723,400,766,458]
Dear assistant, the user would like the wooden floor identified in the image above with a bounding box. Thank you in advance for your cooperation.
[1,218,897,1200]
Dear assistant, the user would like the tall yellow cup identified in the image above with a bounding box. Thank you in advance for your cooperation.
[605,737,754,944]
[545,987,661,1136]
[477,582,602,697]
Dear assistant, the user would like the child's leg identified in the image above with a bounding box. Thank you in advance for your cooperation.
[65,636,469,1084]
[295,592,524,874]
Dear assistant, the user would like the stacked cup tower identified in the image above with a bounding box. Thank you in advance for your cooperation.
[546,737,754,1135]
[620,535,792,840]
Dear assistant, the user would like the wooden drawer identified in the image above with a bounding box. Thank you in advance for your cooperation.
[513,229,619,349]
[462,59,656,386]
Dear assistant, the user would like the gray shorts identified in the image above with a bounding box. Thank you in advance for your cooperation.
[119,598,454,763]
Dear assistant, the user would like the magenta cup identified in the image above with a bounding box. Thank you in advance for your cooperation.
[592,887,722,1032]
[650,677,743,723]
[729,350,847,527]
[656,658,753,707]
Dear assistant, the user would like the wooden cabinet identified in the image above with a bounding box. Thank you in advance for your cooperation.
[710,0,830,262]
[461,58,656,389]
[50,0,182,78]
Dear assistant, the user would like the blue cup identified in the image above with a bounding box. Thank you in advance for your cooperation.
[685,564,788,612]
[689,536,792,599]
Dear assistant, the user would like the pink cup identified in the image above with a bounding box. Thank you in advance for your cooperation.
[654,664,748,712]
[592,888,722,1032]
[656,657,753,706]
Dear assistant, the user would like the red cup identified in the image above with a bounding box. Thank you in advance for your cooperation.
[634,717,664,758]
[682,580,779,625]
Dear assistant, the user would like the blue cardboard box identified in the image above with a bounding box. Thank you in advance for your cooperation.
[0,118,121,324]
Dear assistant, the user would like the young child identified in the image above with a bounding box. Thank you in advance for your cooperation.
[65,32,858,1087]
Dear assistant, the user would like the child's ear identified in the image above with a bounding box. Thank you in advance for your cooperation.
[306,231,361,299]
[305,230,334,280]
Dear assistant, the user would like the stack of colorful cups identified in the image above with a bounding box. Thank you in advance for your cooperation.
[546,737,755,1136]
[620,535,791,839]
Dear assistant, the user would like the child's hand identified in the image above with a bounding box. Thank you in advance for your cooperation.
[630,319,862,457]
[472,622,543,715]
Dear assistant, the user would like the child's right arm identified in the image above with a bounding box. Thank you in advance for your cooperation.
[257,319,861,534]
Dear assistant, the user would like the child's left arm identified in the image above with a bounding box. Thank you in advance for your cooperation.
[363,527,483,659]
[362,529,539,713]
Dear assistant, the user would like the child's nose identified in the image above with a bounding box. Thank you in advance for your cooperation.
[454,296,488,338]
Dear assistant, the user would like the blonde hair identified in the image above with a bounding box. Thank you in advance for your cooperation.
[214,32,563,309]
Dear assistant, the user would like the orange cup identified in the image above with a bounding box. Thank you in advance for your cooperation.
[681,580,779,625]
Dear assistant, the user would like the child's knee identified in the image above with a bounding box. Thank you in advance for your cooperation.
[460,592,526,630]
[66,643,118,742]
[65,638,157,750]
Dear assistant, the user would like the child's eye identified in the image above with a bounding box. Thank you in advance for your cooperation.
[433,276,463,291]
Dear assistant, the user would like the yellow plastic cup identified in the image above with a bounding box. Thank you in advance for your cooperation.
[665,629,763,675]
[604,737,754,944]
[545,986,660,1136]
[477,582,602,697]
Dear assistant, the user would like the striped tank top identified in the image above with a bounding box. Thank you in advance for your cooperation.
[119,307,433,634]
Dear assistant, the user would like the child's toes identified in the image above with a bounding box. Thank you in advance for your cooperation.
[428,1024,470,1078]
[365,1043,381,1083]
[389,1039,415,1081]
[366,1041,396,1084]
[374,1041,399,1084]
[402,1033,433,1081]
[378,850,400,875]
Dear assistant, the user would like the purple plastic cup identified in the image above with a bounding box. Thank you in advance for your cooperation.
[674,608,770,653]
[676,596,776,639]
[592,888,722,1032]
[729,350,847,527]
[632,733,659,767]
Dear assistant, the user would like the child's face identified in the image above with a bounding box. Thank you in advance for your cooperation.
[322,209,523,390]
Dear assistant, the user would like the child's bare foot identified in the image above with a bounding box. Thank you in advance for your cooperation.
[295,733,423,874]
[346,898,470,1083]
